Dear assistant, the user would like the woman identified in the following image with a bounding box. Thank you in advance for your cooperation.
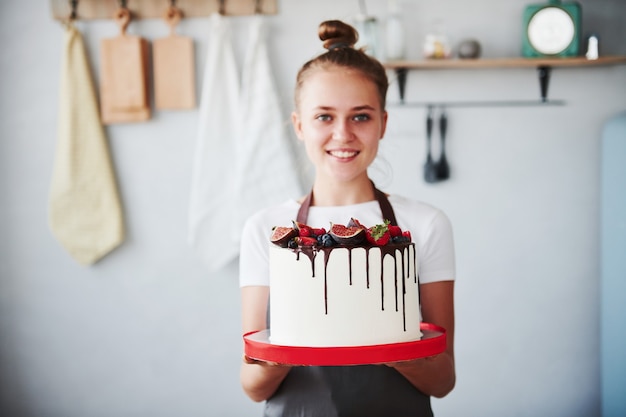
[239,20,456,417]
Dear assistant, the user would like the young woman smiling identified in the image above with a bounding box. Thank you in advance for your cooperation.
[239,20,456,417]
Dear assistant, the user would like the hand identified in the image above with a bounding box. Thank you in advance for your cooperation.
[243,355,292,368]
[384,354,440,369]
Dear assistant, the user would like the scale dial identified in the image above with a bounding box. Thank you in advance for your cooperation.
[527,7,576,55]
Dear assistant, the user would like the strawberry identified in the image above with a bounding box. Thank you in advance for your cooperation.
[312,227,327,237]
[366,221,391,246]
[388,225,402,237]
[295,237,317,246]
[402,230,412,242]
[293,221,314,237]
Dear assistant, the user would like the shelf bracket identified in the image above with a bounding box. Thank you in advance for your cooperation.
[394,64,556,104]
[537,66,551,102]
[394,68,408,104]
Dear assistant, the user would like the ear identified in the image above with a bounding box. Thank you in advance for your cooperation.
[379,111,388,140]
[291,111,304,141]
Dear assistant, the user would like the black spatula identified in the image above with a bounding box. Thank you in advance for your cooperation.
[436,110,450,180]
[424,107,438,183]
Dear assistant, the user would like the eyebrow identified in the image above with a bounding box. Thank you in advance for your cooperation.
[314,105,377,111]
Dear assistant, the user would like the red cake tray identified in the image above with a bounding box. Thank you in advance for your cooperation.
[243,322,446,366]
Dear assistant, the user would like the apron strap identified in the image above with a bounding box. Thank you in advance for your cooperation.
[296,182,397,226]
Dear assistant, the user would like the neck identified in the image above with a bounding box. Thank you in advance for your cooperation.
[310,175,376,206]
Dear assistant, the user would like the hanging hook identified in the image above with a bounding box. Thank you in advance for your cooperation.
[218,0,226,15]
[69,0,78,21]
[115,3,131,35]
[164,0,182,35]
[254,0,263,14]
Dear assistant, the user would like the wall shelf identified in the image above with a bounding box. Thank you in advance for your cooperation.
[388,100,566,109]
[50,0,278,20]
[385,56,626,105]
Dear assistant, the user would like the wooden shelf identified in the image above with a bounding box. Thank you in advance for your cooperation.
[50,0,278,20]
[384,56,626,70]
[384,56,626,104]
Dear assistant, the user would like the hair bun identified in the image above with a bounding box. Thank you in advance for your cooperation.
[318,20,358,50]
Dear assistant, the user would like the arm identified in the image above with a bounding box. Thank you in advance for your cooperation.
[240,285,292,402]
[386,280,455,398]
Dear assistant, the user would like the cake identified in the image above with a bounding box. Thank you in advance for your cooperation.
[268,219,421,347]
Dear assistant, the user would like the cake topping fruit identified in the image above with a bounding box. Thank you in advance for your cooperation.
[270,226,299,248]
[365,220,391,246]
[293,221,314,237]
[271,218,412,250]
[329,223,366,245]
[295,236,318,246]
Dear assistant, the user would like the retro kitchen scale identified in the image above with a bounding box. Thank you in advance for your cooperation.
[522,0,582,57]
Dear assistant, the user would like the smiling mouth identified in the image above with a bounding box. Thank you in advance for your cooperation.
[327,150,359,159]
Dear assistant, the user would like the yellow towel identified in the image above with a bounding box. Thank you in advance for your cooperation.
[49,24,125,265]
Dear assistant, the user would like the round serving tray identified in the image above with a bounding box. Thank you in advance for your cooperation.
[243,322,446,366]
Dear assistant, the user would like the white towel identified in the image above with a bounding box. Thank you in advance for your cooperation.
[234,16,304,242]
[49,24,125,265]
[188,14,240,272]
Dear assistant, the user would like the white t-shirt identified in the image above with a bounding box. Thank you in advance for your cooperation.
[239,194,456,287]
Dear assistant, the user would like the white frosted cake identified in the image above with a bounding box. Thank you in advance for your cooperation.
[268,219,421,347]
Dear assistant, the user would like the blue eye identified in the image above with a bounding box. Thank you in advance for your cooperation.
[316,114,332,122]
[353,114,371,122]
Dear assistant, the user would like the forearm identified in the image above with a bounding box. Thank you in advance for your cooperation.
[240,361,291,402]
[387,351,455,398]
[396,280,455,397]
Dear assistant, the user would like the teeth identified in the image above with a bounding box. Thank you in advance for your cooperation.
[329,150,358,158]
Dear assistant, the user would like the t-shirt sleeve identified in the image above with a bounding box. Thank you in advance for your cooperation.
[417,209,456,284]
[239,212,271,287]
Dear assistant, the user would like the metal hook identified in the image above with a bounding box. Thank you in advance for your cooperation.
[69,0,78,21]
[218,0,226,15]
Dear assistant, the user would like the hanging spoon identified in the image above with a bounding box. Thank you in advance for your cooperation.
[424,106,438,183]
[436,109,450,180]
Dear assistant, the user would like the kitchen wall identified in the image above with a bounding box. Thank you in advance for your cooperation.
[1,1,625,416]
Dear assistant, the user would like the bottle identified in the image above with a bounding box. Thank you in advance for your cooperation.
[586,34,599,60]
[423,19,451,59]
[385,0,406,60]
[354,13,380,58]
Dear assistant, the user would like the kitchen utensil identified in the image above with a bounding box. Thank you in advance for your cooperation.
[100,6,150,123]
[424,106,439,183]
[153,5,196,110]
[436,109,450,180]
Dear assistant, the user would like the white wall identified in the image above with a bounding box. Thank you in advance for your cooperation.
[1,1,625,416]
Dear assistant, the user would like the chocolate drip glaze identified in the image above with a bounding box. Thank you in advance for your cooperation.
[348,249,353,285]
[291,183,417,331]
[288,242,416,330]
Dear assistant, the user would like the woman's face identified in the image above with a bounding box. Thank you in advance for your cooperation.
[292,67,387,185]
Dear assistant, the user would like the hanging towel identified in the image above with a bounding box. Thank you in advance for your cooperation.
[49,24,125,265]
[188,13,240,272]
[233,15,305,242]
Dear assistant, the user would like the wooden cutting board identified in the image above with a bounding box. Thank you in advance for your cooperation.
[153,6,196,110]
[100,8,150,124]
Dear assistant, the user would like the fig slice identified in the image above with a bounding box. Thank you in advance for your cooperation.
[270,226,298,247]
[347,217,367,229]
[329,223,365,245]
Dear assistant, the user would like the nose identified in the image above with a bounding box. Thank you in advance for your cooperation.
[331,119,353,142]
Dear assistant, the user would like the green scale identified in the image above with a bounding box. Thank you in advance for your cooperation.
[522,0,582,57]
